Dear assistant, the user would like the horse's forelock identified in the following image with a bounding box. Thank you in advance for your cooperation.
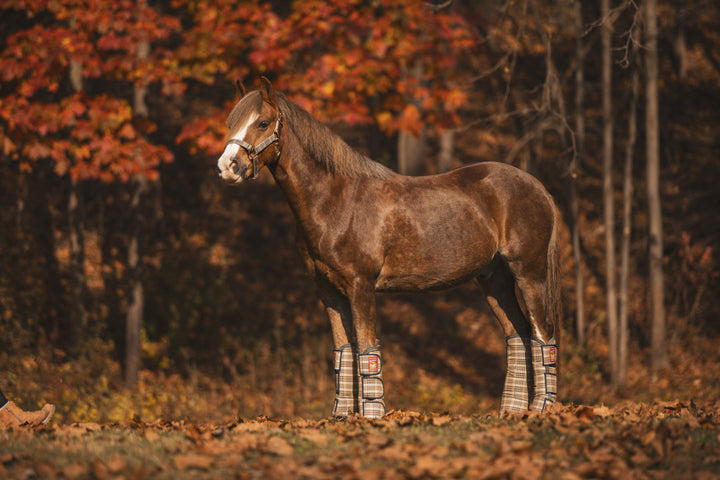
[226,91,264,133]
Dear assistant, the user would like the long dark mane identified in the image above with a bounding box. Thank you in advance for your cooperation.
[276,93,393,180]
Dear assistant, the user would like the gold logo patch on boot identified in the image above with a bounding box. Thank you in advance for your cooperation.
[542,344,557,366]
[367,355,380,374]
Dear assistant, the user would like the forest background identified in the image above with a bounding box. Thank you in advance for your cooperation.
[0,0,718,426]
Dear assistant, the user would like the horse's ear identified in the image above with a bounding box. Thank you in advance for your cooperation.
[259,76,277,108]
[235,79,245,100]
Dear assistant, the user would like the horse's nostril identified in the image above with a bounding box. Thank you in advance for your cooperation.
[216,166,222,176]
[230,160,240,174]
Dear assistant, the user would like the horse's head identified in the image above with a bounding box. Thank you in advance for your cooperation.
[217,77,282,184]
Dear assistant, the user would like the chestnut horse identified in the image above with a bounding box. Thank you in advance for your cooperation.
[217,78,561,418]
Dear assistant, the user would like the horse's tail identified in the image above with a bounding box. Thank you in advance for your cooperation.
[545,204,562,343]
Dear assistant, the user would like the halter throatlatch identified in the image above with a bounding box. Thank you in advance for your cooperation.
[225,114,283,180]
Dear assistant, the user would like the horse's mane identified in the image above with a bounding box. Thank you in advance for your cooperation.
[276,93,393,180]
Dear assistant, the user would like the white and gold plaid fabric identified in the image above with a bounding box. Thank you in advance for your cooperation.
[500,335,532,413]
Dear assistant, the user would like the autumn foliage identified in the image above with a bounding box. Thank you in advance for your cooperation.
[176,0,475,155]
[247,0,474,130]
[0,0,181,181]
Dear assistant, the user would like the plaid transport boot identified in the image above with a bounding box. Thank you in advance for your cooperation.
[331,344,356,417]
[530,337,558,413]
[357,348,385,419]
[499,335,532,413]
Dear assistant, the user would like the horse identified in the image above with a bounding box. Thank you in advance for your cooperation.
[216,78,561,418]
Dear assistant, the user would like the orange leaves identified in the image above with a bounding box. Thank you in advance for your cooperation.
[4,402,719,479]
[178,0,277,83]
[0,0,183,181]
[2,90,172,181]
[24,142,53,161]
[0,0,477,176]
[444,88,468,112]
[399,104,423,136]
[375,111,394,132]
[241,0,476,136]
[176,112,226,156]
[117,123,136,140]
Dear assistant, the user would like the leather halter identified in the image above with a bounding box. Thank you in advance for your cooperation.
[225,114,283,180]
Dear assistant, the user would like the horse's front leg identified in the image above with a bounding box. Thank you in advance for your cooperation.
[317,280,357,417]
[349,282,386,419]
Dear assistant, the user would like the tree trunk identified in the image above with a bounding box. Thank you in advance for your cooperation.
[397,59,426,176]
[437,129,455,173]
[674,0,688,80]
[66,28,87,353]
[125,38,151,389]
[601,0,619,385]
[645,0,668,371]
[397,130,426,176]
[571,0,586,346]
[16,172,26,237]
[618,65,639,389]
[124,176,147,389]
[67,177,86,351]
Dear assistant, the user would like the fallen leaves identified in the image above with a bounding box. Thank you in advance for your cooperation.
[172,452,214,470]
[1,401,719,479]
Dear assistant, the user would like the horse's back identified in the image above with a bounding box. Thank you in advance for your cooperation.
[446,161,550,198]
[422,161,557,262]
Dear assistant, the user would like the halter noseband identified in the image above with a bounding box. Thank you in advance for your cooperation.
[225,114,283,180]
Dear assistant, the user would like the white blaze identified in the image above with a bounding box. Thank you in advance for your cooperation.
[217,112,259,179]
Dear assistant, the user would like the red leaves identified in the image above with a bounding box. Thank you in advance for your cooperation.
[0,0,182,182]
[1,89,173,181]
[176,0,276,84]
[0,0,477,173]
[241,0,476,137]
[176,111,227,156]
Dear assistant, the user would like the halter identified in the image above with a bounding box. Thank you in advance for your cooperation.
[225,114,283,180]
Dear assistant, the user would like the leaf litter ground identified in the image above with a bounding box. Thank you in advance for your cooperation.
[2,401,719,479]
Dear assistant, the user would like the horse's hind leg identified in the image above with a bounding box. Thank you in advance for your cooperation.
[512,271,558,413]
[478,259,532,413]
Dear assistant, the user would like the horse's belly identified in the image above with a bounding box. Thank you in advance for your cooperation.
[375,255,493,293]
[375,274,475,293]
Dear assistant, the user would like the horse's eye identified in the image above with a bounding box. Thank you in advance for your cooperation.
[258,120,270,129]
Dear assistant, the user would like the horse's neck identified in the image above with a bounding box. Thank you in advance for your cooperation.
[270,131,341,229]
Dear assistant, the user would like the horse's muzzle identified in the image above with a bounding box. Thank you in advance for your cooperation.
[217,165,244,185]
[217,144,248,184]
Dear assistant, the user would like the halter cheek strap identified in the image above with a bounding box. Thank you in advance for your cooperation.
[225,114,283,180]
